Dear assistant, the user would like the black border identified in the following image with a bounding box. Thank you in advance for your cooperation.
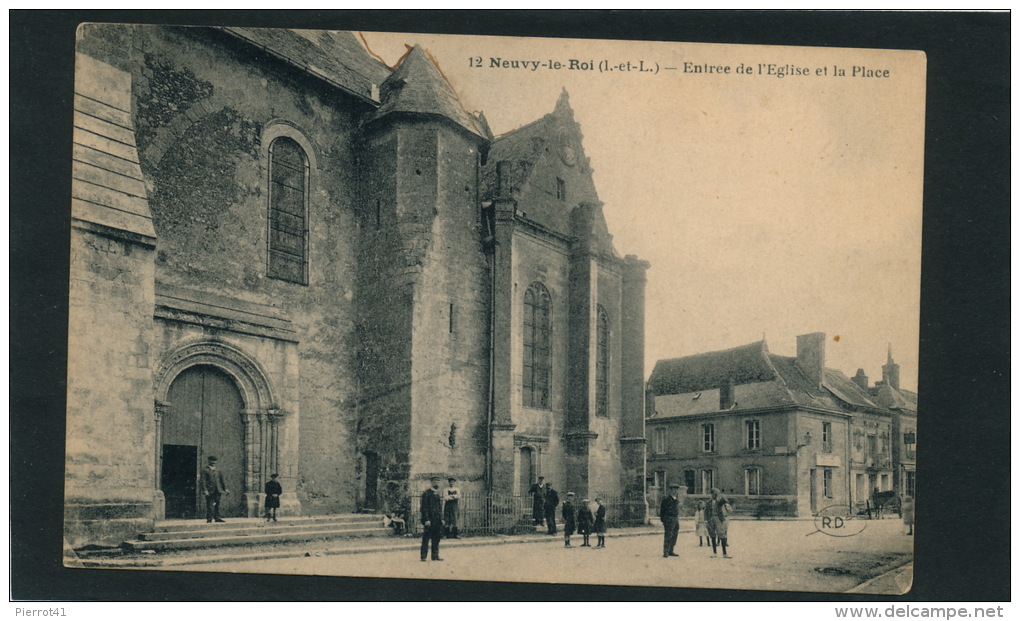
[10,10,1010,602]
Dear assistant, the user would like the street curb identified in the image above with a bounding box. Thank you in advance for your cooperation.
[76,526,677,569]
[845,562,913,595]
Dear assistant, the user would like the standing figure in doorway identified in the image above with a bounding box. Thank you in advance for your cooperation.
[561,492,576,548]
[659,483,681,557]
[420,475,445,561]
[443,477,461,539]
[200,455,228,523]
[529,476,546,526]
[264,473,282,522]
[544,483,559,535]
[576,498,594,547]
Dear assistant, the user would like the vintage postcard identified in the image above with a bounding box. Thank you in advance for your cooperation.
[65,24,923,595]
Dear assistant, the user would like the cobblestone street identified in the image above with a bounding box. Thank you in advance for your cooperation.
[177,519,913,594]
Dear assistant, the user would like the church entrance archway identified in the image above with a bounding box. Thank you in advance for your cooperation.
[162,365,245,518]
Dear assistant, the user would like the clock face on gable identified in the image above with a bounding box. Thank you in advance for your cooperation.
[558,131,578,166]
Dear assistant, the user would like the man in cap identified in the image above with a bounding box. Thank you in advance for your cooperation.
[420,475,444,561]
[200,455,228,523]
[660,483,682,557]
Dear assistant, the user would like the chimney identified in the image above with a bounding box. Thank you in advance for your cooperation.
[882,344,901,391]
[796,332,826,388]
[852,368,869,390]
[496,160,512,198]
[719,378,734,410]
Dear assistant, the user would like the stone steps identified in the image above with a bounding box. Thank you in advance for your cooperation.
[122,514,393,552]
[150,514,379,533]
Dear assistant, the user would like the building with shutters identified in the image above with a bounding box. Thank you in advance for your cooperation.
[645,334,916,517]
[66,24,648,546]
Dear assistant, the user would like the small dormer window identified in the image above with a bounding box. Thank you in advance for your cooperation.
[556,177,566,201]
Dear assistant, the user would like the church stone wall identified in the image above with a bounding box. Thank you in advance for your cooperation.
[408,124,490,495]
[508,230,572,493]
[66,227,158,546]
[76,24,367,515]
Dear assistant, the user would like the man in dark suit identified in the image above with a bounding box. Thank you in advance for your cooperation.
[660,483,682,558]
[200,455,228,523]
[543,483,559,535]
[420,475,444,561]
[528,476,546,526]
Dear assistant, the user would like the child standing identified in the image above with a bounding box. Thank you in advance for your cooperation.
[695,500,708,546]
[264,473,282,522]
[576,498,594,547]
[561,492,577,548]
[593,497,607,548]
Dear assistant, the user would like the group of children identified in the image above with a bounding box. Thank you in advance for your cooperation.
[561,494,607,549]
[693,498,731,558]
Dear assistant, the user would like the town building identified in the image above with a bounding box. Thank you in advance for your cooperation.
[645,333,915,517]
[66,24,648,546]
[853,348,918,501]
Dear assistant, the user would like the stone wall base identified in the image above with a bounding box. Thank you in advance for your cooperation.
[64,499,156,548]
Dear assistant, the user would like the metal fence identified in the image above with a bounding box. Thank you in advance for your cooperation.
[406,492,646,536]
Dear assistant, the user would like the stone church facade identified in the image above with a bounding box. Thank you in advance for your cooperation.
[66,25,648,546]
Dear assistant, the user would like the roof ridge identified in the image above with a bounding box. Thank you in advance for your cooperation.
[657,339,768,364]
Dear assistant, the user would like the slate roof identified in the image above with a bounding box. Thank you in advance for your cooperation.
[222,27,389,104]
[647,341,776,396]
[480,90,591,203]
[871,383,918,413]
[480,113,552,201]
[72,53,155,240]
[369,45,487,139]
[649,339,893,416]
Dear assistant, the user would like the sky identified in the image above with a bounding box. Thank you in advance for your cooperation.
[358,31,925,392]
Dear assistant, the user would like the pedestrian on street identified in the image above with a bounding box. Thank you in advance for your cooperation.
[576,498,594,547]
[264,473,282,522]
[200,455,228,523]
[694,500,708,546]
[902,495,914,536]
[529,476,546,526]
[659,483,681,558]
[443,476,461,539]
[593,497,607,548]
[561,492,576,548]
[705,487,732,558]
[544,483,559,535]
[420,475,444,561]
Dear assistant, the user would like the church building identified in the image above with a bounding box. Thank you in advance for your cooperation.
[66,25,648,546]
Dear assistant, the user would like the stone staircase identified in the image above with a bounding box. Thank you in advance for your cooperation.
[122,514,391,553]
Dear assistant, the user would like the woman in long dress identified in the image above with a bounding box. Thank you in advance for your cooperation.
[695,500,709,546]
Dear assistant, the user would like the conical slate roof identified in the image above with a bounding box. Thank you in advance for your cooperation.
[370,45,486,139]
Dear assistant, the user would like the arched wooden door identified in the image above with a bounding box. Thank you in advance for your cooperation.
[162,365,245,518]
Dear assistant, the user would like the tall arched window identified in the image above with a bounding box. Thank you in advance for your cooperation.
[268,137,309,284]
[595,305,609,417]
[523,282,551,409]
